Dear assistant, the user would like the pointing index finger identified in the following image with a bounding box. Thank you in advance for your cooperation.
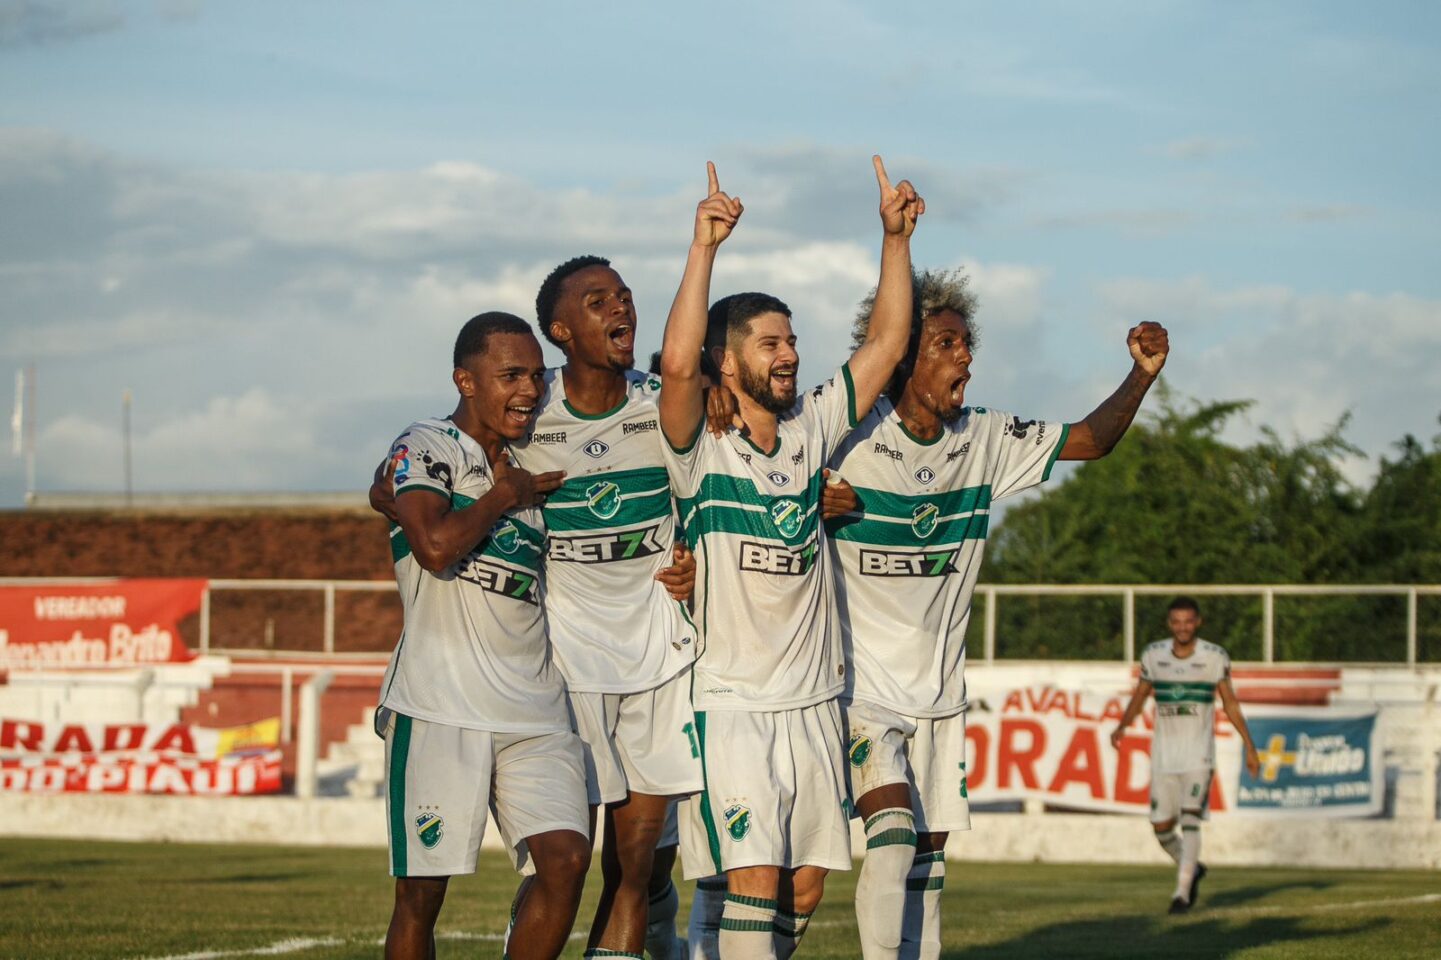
[707,160,720,196]
[872,154,892,195]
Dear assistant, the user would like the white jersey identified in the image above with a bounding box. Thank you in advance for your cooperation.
[829,403,1068,717]
[663,365,860,712]
[510,369,694,694]
[378,419,568,734]
[1140,639,1231,774]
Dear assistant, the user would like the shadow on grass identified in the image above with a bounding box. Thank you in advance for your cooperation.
[1201,879,1334,910]
[940,912,1389,959]
[0,878,65,891]
[179,872,310,885]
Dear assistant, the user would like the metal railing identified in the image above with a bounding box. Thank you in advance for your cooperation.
[974,583,1439,666]
[3,577,1436,666]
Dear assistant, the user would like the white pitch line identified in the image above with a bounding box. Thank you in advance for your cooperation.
[133,937,344,960]
[1214,891,1441,917]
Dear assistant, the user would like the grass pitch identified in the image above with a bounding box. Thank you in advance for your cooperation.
[1,838,1438,959]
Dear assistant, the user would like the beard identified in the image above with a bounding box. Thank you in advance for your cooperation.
[738,359,797,415]
[938,403,965,424]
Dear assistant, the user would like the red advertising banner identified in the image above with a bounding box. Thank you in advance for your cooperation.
[0,579,206,667]
[0,717,283,795]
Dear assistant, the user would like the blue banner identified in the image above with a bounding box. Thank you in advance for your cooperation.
[1236,710,1381,816]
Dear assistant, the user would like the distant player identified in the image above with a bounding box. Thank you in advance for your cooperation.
[658,156,920,959]
[378,312,590,960]
[519,255,703,960]
[1111,597,1261,914]
[829,270,1171,958]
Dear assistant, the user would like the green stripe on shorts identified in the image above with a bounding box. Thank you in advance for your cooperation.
[694,711,723,874]
[388,713,412,877]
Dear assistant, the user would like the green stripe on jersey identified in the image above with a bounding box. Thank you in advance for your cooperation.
[544,468,672,532]
[1153,680,1217,704]
[678,469,824,546]
[388,713,412,876]
[389,524,411,563]
[826,483,992,549]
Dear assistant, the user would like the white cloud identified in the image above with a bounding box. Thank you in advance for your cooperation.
[1096,276,1441,483]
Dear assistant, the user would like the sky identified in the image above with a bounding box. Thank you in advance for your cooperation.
[1,0,1439,507]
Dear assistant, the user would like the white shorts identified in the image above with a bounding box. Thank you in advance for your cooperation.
[383,711,588,877]
[1149,768,1214,824]
[678,700,852,880]
[841,699,972,834]
[569,667,703,805]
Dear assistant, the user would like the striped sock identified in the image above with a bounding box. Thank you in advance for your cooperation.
[902,849,945,960]
[719,894,778,959]
[1155,827,1182,864]
[772,908,812,959]
[857,807,917,958]
[688,877,727,959]
[644,878,684,960]
[583,951,644,959]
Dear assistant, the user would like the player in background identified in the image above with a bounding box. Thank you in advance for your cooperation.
[658,157,920,960]
[519,255,703,960]
[826,269,1170,958]
[378,312,590,960]
[1111,597,1261,914]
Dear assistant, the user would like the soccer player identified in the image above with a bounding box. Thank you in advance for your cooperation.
[827,269,1171,958]
[658,157,921,959]
[378,312,591,960]
[1111,597,1261,914]
[518,255,705,960]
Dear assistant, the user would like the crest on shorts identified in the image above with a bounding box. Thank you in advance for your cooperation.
[769,497,804,541]
[490,519,520,554]
[911,503,939,540]
[416,812,444,849]
[848,734,873,767]
[723,804,751,841]
[585,480,621,519]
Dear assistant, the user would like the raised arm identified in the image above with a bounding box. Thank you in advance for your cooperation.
[1109,679,1154,749]
[845,155,924,419]
[396,455,561,573]
[1217,678,1261,778]
[659,161,743,450]
[1060,322,1169,460]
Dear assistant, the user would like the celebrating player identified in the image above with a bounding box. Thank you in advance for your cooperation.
[519,255,703,960]
[1111,597,1261,914]
[657,157,921,959]
[827,269,1171,958]
[377,312,590,960]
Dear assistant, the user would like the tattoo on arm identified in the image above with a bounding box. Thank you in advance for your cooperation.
[1077,367,1156,457]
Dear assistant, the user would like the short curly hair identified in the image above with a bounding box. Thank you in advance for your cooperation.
[535,255,611,348]
[851,268,979,404]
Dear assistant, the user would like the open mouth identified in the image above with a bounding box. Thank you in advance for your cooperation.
[608,323,634,352]
[504,404,535,427]
[949,373,971,403]
[771,366,797,388]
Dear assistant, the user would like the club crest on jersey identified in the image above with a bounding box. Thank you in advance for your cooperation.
[583,439,609,459]
[915,466,936,485]
[723,804,751,841]
[767,470,790,486]
[769,497,804,540]
[416,812,444,849]
[585,480,622,520]
[911,502,940,539]
[847,734,873,767]
[490,519,520,555]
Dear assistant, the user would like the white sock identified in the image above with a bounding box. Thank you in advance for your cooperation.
[1175,814,1202,901]
[644,879,685,960]
[901,850,944,960]
[1154,827,1182,864]
[688,877,726,960]
[772,909,811,959]
[719,894,778,959]
[857,808,917,959]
